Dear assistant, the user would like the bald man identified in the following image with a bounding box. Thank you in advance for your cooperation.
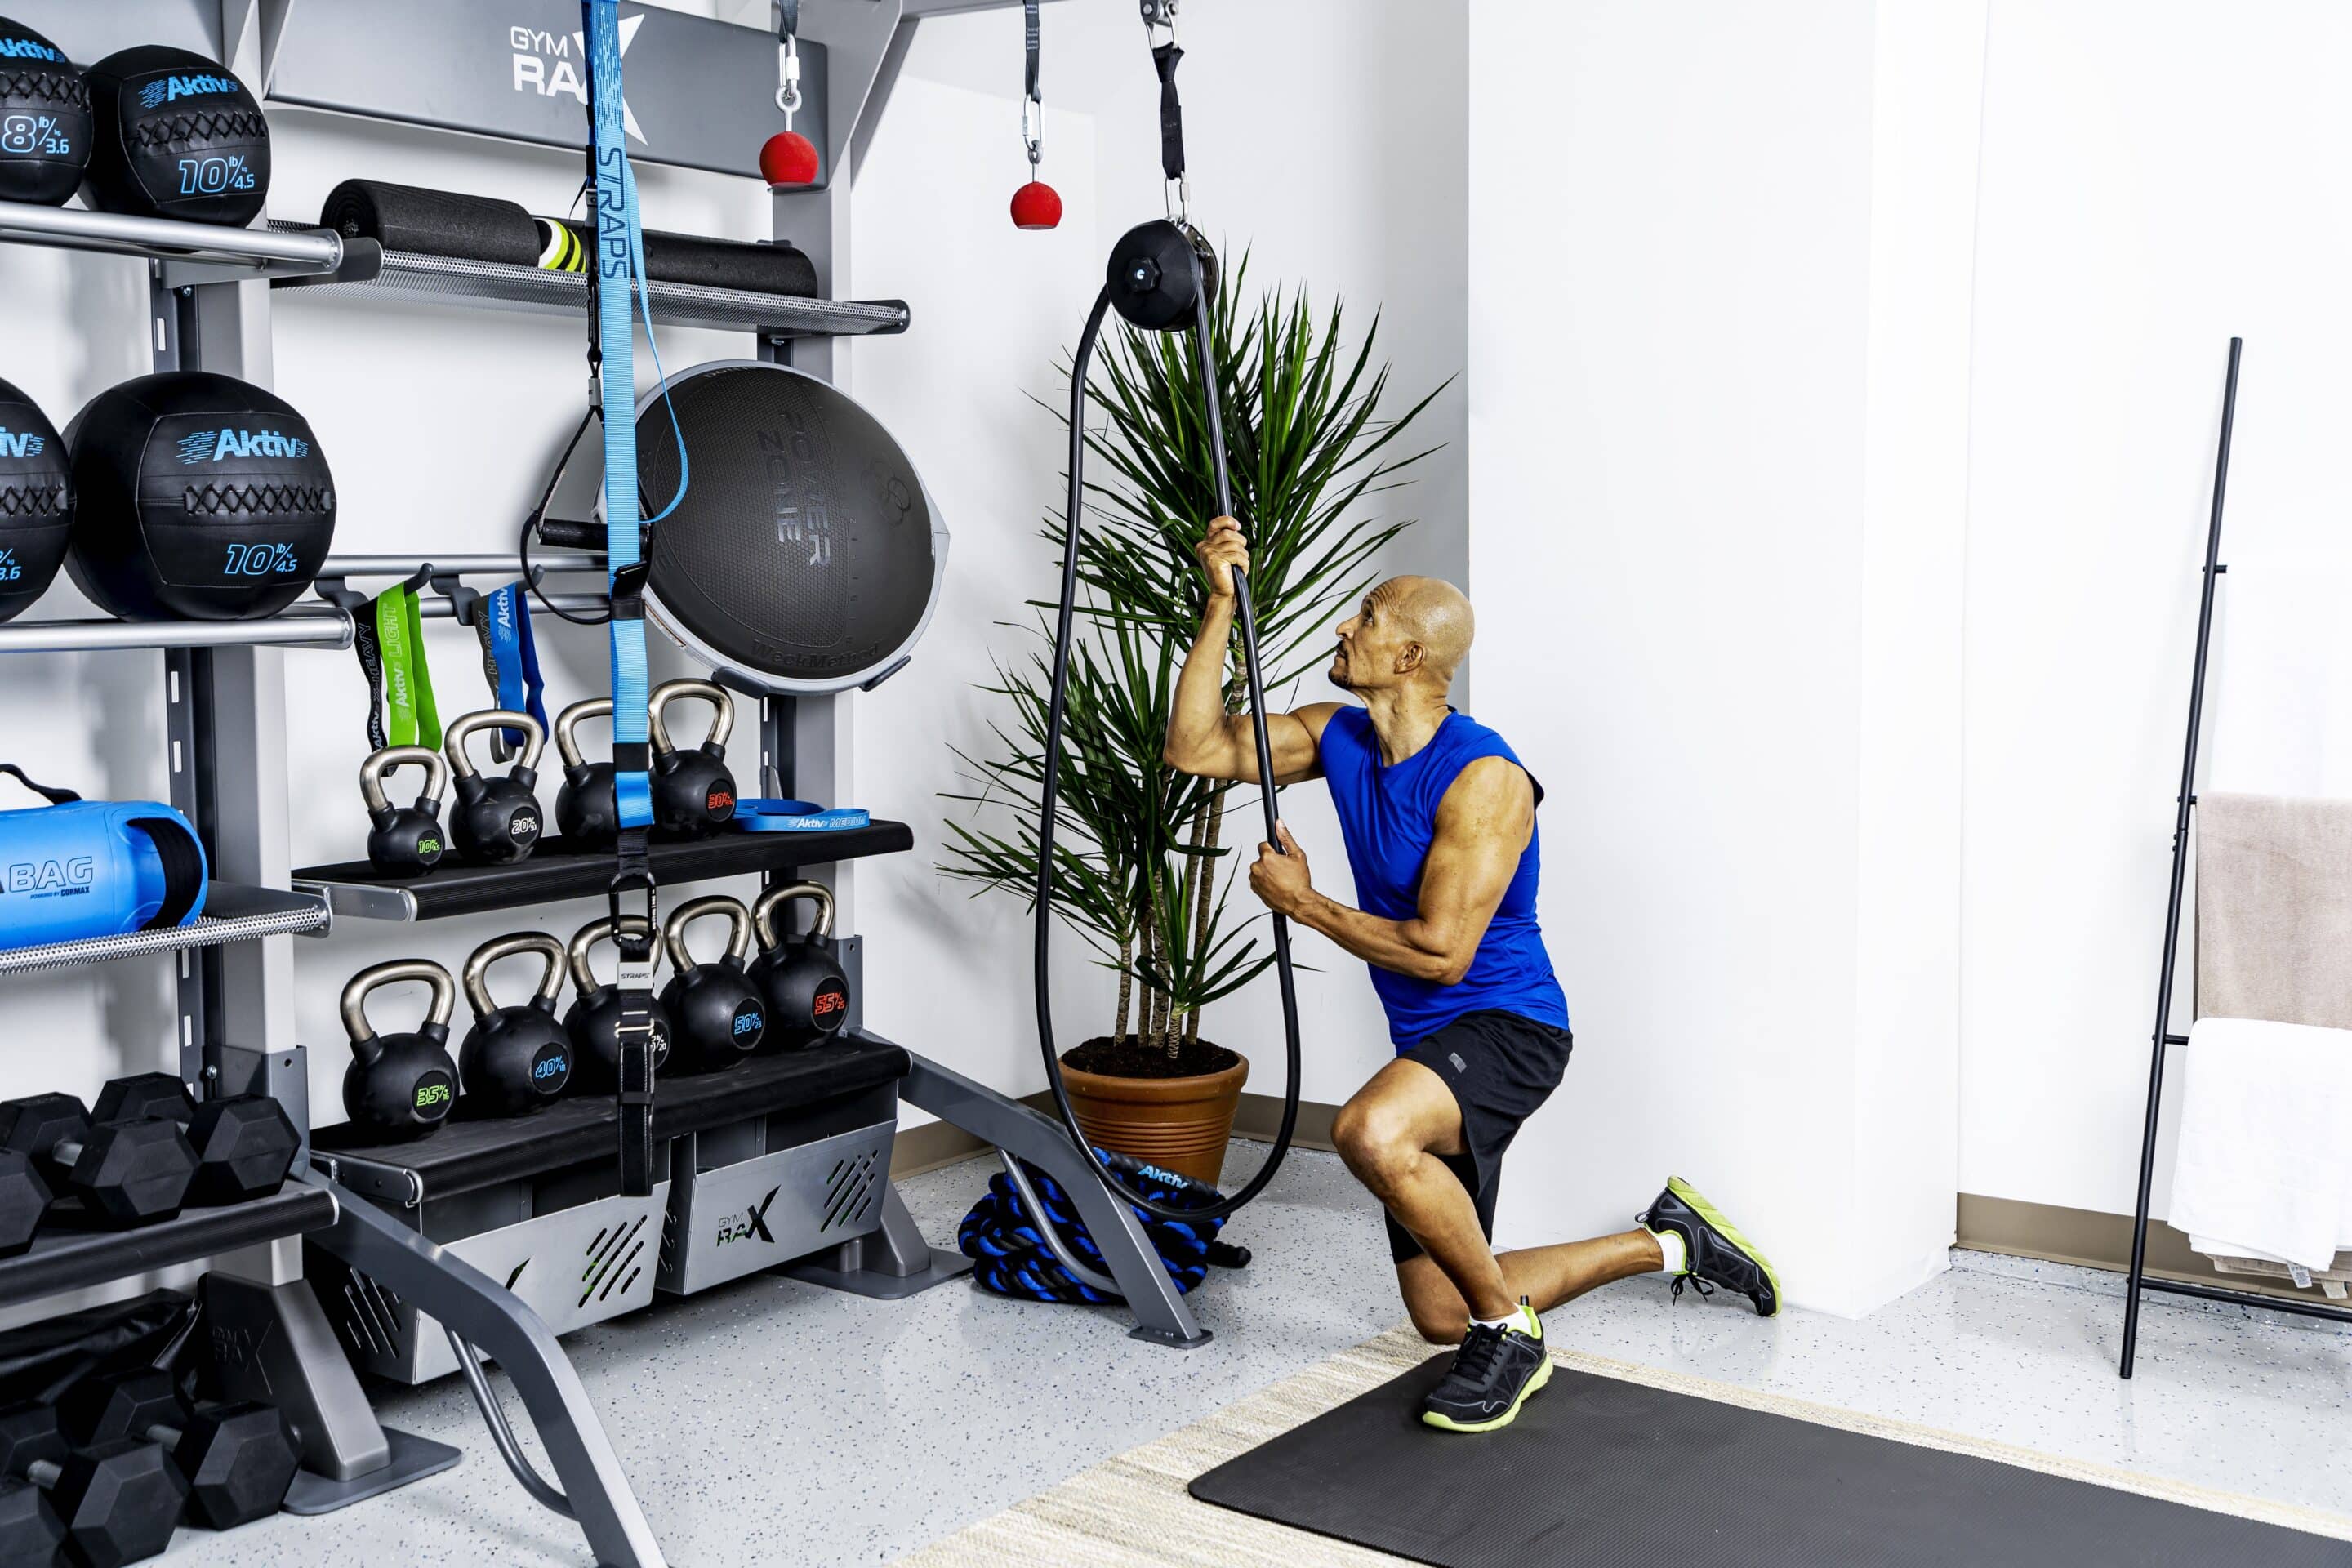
[1165,518,1780,1434]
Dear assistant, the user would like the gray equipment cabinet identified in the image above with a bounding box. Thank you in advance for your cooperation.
[0,3,1197,1566]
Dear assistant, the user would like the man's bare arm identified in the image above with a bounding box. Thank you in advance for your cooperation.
[1256,758,1532,984]
[1162,516,1335,784]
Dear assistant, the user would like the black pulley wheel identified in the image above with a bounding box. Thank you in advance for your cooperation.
[626,362,947,694]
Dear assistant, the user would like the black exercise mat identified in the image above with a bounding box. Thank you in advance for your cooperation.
[1188,1353,2352,1567]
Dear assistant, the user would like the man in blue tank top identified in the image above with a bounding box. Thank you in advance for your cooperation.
[1165,518,1781,1434]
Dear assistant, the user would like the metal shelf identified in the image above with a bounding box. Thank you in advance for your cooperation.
[0,199,343,283]
[0,590,609,656]
[0,1186,338,1311]
[295,821,914,923]
[313,1033,908,1200]
[0,883,330,978]
[274,232,911,340]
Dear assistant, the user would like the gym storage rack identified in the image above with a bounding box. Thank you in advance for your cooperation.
[3,5,1204,1567]
[0,149,466,1518]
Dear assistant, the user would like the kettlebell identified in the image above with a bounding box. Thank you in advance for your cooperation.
[359,744,449,875]
[445,709,545,864]
[458,932,574,1116]
[564,915,673,1090]
[554,697,620,846]
[648,679,737,838]
[340,960,460,1141]
[751,881,852,1048]
[659,896,767,1072]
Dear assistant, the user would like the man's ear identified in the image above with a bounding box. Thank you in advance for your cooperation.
[1397,641,1426,675]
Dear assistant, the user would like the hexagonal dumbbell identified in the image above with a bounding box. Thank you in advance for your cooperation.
[0,1150,49,1258]
[91,1076,300,1208]
[0,1401,185,1568]
[90,1075,195,1127]
[0,1096,195,1228]
[60,1370,297,1531]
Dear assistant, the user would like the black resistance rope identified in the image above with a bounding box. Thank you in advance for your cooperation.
[1032,252,1303,1226]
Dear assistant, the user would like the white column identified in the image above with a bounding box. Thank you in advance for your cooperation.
[1468,0,1984,1316]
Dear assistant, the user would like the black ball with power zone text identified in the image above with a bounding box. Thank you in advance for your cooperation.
[0,16,91,206]
[0,377,71,623]
[65,372,335,621]
[81,46,270,226]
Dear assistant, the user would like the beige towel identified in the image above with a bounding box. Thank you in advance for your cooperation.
[2195,793,2352,1030]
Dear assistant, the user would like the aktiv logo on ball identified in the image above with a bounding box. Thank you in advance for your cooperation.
[0,37,61,63]
[0,429,46,460]
[137,74,243,110]
[176,428,312,465]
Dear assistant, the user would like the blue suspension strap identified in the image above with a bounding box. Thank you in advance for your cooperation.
[584,0,659,1199]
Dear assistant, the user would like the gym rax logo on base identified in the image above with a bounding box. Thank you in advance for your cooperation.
[715,1187,780,1250]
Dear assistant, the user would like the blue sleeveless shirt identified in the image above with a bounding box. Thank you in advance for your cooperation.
[1316,706,1570,1049]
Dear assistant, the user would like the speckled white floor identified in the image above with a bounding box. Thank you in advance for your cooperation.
[155,1148,2352,1566]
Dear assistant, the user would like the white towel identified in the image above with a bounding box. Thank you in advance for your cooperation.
[2167,1015,2352,1272]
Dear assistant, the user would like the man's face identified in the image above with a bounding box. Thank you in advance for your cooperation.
[1330,584,1410,693]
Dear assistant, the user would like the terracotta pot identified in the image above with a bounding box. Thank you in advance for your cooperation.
[1057,1051,1250,1186]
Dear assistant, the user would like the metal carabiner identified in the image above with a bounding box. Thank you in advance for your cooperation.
[1022,95,1045,167]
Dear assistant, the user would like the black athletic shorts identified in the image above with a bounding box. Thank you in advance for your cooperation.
[1384,1009,1575,1265]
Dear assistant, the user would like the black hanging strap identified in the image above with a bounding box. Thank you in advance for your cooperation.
[1153,42,1186,183]
[1025,0,1041,103]
[777,0,798,43]
[0,764,79,804]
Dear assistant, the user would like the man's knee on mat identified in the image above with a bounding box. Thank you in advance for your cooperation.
[1398,1260,1471,1344]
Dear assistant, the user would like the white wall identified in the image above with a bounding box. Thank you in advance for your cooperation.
[1957,0,2352,1217]
[0,0,1466,1322]
[1466,0,1983,1316]
[857,0,1469,1116]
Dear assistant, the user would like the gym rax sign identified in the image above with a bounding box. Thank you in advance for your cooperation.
[267,0,831,183]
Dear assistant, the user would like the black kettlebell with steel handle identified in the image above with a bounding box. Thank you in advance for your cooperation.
[341,960,460,1141]
[564,915,673,1089]
[360,744,449,875]
[659,896,768,1072]
[458,933,574,1116]
[751,881,851,1048]
[648,679,737,838]
[554,697,621,846]
[446,709,545,864]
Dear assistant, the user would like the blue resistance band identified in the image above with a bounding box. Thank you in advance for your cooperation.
[587,0,653,835]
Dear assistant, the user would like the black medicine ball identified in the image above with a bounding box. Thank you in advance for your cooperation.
[0,16,90,207]
[0,377,71,623]
[65,372,335,622]
[82,46,269,226]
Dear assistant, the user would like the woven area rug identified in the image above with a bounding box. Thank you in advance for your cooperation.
[890,1326,2352,1567]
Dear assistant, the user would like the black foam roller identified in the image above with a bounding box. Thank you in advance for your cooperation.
[319,180,541,266]
[553,217,819,298]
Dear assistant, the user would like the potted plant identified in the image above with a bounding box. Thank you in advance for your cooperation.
[942,261,1446,1184]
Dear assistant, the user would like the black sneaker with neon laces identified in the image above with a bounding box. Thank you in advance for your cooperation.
[1637,1174,1782,1317]
[1419,1303,1551,1433]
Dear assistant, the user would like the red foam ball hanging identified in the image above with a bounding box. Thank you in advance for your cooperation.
[1010,180,1062,232]
[760,131,821,189]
